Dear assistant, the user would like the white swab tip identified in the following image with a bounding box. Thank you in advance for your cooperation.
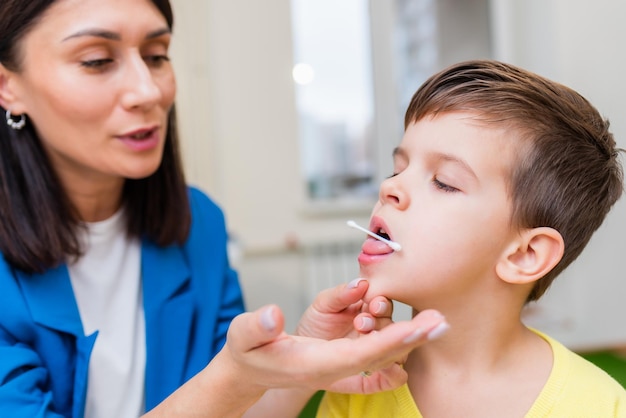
[346,219,402,252]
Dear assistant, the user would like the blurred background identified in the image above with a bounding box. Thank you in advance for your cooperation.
[168,0,626,354]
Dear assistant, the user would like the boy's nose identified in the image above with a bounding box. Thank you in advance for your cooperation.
[379,175,409,210]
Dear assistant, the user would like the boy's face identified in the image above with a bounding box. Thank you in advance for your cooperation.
[359,111,522,309]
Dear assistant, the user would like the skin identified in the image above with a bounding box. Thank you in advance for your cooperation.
[356,112,561,417]
[360,112,520,310]
[0,0,175,222]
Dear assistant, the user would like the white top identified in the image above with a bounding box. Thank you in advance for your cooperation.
[69,210,145,418]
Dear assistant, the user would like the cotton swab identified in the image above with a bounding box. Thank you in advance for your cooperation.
[346,220,402,252]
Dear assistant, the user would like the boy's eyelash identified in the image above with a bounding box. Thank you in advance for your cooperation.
[387,171,459,192]
[433,178,459,192]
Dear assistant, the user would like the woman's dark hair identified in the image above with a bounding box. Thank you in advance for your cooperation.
[0,0,190,274]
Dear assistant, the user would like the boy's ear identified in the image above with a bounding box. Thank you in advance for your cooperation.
[496,227,564,285]
[0,63,26,113]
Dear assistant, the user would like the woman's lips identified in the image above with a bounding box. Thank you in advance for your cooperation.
[117,128,160,151]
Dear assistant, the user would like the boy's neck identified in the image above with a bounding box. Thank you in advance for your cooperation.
[405,323,552,418]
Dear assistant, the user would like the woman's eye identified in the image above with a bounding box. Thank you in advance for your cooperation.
[433,178,459,193]
[80,58,114,69]
[144,54,170,67]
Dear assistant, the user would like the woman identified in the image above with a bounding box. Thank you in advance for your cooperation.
[0,0,446,416]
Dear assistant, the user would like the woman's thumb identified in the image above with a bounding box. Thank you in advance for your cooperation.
[228,305,286,352]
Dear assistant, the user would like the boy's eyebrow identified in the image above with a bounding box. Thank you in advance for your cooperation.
[432,152,478,180]
[393,147,478,179]
[62,27,171,42]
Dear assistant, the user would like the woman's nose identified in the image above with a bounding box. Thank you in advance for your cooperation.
[378,174,409,210]
[120,55,162,111]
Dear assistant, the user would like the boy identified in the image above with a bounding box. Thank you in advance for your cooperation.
[316,60,626,417]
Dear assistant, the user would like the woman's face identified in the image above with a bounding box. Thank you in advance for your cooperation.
[4,0,175,188]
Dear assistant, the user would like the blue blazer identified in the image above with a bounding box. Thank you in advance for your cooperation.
[0,188,245,417]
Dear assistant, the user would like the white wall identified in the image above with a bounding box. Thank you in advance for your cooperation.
[171,0,626,344]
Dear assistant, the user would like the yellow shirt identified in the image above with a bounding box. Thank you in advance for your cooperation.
[317,330,626,417]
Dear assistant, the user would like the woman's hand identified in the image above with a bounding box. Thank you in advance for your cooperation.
[289,278,447,393]
[295,278,395,340]
[225,281,448,394]
[146,282,448,418]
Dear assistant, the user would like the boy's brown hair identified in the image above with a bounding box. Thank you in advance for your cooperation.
[404,60,624,301]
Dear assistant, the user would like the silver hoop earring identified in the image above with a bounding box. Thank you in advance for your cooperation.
[6,109,26,130]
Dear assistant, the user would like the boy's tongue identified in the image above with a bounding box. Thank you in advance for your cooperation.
[361,237,394,255]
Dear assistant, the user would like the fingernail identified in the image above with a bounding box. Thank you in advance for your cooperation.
[427,322,450,341]
[261,306,276,331]
[375,301,387,314]
[358,316,374,331]
[403,328,425,344]
[347,278,366,289]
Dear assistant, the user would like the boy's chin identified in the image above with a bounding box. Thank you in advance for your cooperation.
[361,278,394,303]
[364,281,415,308]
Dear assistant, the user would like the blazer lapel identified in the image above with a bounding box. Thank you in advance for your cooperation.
[141,239,193,410]
[16,264,93,418]
[17,242,194,412]
[16,264,84,336]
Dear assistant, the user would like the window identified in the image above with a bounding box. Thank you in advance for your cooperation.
[393,0,439,112]
[290,0,377,204]
[290,0,491,208]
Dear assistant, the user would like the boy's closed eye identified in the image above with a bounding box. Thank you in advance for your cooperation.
[432,177,460,193]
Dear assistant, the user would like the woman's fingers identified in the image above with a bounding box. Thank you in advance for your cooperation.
[224,305,449,393]
[337,309,448,372]
[300,309,448,390]
[354,295,395,333]
[310,278,369,314]
[296,279,370,339]
[368,295,394,317]
[228,305,286,352]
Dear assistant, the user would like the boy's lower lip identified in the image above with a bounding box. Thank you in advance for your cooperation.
[357,238,395,264]
[357,251,393,265]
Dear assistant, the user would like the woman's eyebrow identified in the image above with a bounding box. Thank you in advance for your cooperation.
[62,27,170,42]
